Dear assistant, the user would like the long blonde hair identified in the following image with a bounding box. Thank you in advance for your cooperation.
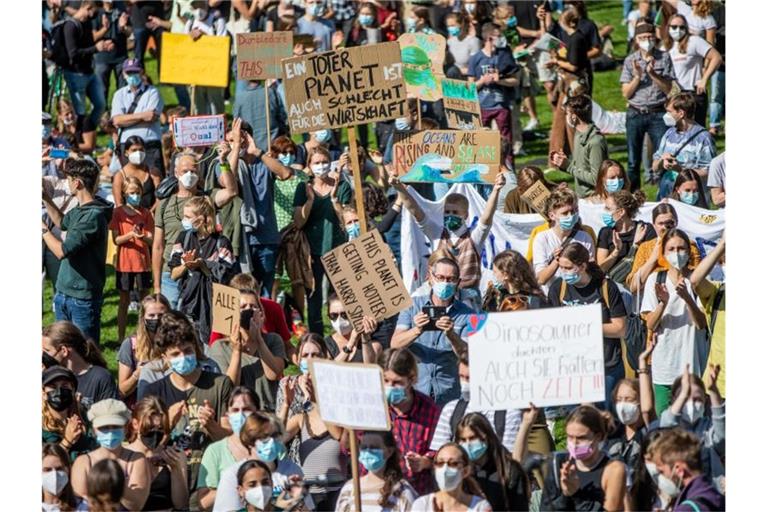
[134,294,171,362]
[184,196,216,236]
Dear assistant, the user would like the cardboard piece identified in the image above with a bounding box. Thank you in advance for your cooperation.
[441,78,482,130]
[309,360,391,431]
[159,32,230,87]
[520,181,552,217]
[281,42,407,134]
[236,31,294,80]
[531,33,566,53]
[172,115,225,148]
[468,304,606,410]
[211,284,241,336]
[393,130,501,184]
[398,33,446,101]
[321,230,412,332]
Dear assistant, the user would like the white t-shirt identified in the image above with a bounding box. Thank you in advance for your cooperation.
[412,494,492,512]
[676,2,717,38]
[668,35,712,91]
[640,272,704,385]
[212,458,309,512]
[532,228,595,292]
[429,399,522,452]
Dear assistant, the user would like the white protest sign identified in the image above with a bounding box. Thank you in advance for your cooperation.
[468,304,605,410]
[309,360,391,431]
[172,115,225,147]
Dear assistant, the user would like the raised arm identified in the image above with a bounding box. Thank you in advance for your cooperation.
[479,173,505,226]
[690,237,724,287]
[390,177,425,223]
[638,336,658,425]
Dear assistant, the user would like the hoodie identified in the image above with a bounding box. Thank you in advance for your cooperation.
[674,475,725,512]
[57,196,114,300]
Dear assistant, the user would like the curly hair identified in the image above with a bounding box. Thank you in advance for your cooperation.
[609,189,646,219]
[153,310,200,355]
[482,250,545,311]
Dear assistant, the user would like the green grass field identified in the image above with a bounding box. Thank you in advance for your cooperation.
[45,1,724,449]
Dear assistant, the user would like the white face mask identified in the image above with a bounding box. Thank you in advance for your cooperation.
[244,485,272,509]
[42,469,69,496]
[663,112,678,127]
[615,401,640,425]
[682,399,705,424]
[331,316,352,335]
[665,251,689,270]
[128,150,146,165]
[434,465,462,491]
[311,163,331,177]
[657,471,682,499]
[179,170,199,189]
[460,380,470,401]
[669,27,686,41]
[638,39,653,52]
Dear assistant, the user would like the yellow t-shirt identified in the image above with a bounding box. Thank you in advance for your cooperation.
[697,280,726,396]
[525,222,597,262]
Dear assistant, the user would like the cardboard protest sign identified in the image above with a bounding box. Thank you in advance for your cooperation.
[440,78,482,129]
[393,130,501,184]
[310,360,390,431]
[321,230,412,332]
[281,42,407,134]
[159,33,230,87]
[521,181,551,217]
[211,284,241,335]
[236,31,293,80]
[398,33,446,101]
[172,115,225,147]
[468,304,606,410]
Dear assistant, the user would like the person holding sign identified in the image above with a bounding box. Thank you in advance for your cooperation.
[503,166,555,214]
[335,430,418,512]
[541,405,626,511]
[391,258,474,407]
[377,349,440,495]
[324,294,381,363]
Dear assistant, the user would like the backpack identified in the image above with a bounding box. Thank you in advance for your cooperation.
[50,18,78,68]
[449,398,506,442]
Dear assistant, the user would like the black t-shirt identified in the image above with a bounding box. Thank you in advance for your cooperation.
[130,1,165,28]
[510,1,551,45]
[578,18,601,51]
[597,221,655,262]
[548,276,627,369]
[77,365,118,412]
[62,18,97,74]
[92,7,129,62]
[566,28,591,74]
[474,456,529,512]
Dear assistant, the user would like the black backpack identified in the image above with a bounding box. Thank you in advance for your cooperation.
[449,398,506,441]
[49,18,78,68]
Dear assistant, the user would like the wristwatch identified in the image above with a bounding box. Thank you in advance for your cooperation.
[342,346,353,354]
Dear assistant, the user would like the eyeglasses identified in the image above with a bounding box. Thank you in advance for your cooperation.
[434,460,464,469]
[328,312,348,321]
[432,274,458,283]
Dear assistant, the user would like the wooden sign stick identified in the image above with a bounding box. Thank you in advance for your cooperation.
[347,127,367,234]
[349,429,362,512]
[264,82,271,147]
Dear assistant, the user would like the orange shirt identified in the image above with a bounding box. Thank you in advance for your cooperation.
[109,206,154,273]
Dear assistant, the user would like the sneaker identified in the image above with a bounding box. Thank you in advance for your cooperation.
[129,301,139,312]
[524,118,540,132]
[513,147,527,157]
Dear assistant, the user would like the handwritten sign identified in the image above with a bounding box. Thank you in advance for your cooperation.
[521,181,552,217]
[159,32,230,87]
[212,284,241,335]
[398,33,446,101]
[236,31,293,80]
[321,230,412,332]
[281,42,407,134]
[441,78,482,129]
[393,130,501,184]
[468,304,605,410]
[172,115,225,148]
[310,360,390,431]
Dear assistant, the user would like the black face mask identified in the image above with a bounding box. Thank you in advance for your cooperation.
[46,387,74,412]
[145,318,160,334]
[141,430,165,451]
[43,351,59,369]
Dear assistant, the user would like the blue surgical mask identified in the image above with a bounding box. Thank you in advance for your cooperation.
[169,354,197,375]
[43,125,52,140]
[680,191,699,205]
[507,16,518,28]
[447,25,461,37]
[605,178,624,193]
[181,218,196,232]
[433,281,456,300]
[299,358,310,375]
[278,153,295,166]
[385,385,407,405]
[346,222,361,239]
[460,439,488,461]
[309,3,324,17]
[256,437,284,462]
[314,129,331,144]
[228,411,250,435]
[359,448,386,472]
[563,271,581,285]
[359,14,374,26]
[395,117,410,132]
[96,428,125,450]
[558,213,578,231]
[602,211,617,228]
[125,74,142,88]
[126,194,141,207]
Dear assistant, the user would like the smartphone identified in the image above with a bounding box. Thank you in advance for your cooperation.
[421,305,447,331]
[50,148,70,159]
[240,308,254,329]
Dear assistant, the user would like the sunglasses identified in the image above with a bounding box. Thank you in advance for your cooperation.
[669,25,686,29]
[329,312,348,321]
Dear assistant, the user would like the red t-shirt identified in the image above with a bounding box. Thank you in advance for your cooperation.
[208,297,291,345]
[108,205,154,273]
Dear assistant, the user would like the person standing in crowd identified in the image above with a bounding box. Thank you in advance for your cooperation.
[446,12,481,76]
[92,0,131,102]
[707,152,725,208]
[129,0,167,66]
[110,59,165,178]
[620,22,676,191]
[42,159,113,344]
[596,189,652,274]
[298,0,336,53]
[232,79,287,154]
[664,0,717,44]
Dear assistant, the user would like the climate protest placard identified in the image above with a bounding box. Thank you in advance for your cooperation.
[398,33,446,101]
[172,115,225,147]
[159,32,230,87]
[235,31,293,80]
[440,78,481,129]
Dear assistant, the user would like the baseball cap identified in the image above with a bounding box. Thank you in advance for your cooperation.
[122,58,143,73]
[42,365,78,389]
[87,399,131,429]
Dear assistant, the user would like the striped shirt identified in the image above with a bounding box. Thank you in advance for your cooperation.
[335,479,417,512]
[429,399,523,453]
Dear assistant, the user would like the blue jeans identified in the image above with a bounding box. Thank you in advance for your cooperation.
[54,292,103,345]
[308,255,327,335]
[249,243,279,297]
[623,0,633,19]
[625,108,667,191]
[62,71,106,127]
[708,69,725,128]
[161,271,181,309]
[94,59,126,103]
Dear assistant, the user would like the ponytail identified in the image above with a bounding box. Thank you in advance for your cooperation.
[43,321,107,368]
[561,243,604,282]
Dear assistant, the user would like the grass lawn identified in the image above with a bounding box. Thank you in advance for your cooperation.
[47,1,724,449]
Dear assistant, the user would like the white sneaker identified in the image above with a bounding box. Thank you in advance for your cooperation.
[524,118,540,131]
[129,301,139,312]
